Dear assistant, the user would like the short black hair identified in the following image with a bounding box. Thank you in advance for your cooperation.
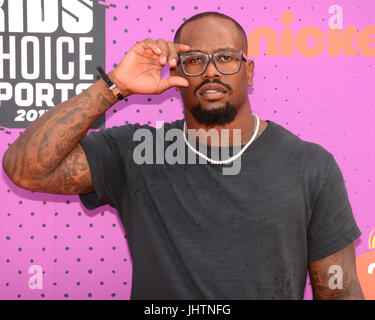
[173,12,248,52]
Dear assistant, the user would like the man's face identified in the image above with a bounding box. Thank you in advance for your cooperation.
[173,17,253,126]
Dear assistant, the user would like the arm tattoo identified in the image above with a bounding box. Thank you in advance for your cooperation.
[26,145,94,194]
[308,242,364,300]
[3,79,116,194]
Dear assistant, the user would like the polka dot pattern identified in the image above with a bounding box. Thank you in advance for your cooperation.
[1,0,374,300]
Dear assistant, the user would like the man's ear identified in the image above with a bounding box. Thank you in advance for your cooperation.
[246,60,254,87]
[170,66,178,77]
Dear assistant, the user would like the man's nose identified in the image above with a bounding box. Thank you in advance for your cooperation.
[201,59,222,79]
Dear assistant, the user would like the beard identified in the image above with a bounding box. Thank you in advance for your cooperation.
[190,102,238,126]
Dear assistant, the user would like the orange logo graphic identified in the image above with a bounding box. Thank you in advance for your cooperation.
[356,228,375,299]
[247,11,375,57]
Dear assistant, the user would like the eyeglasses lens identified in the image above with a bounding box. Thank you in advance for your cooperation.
[181,50,241,75]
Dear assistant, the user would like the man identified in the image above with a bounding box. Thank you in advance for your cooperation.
[2,12,363,299]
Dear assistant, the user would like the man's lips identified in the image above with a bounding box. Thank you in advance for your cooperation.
[197,83,229,100]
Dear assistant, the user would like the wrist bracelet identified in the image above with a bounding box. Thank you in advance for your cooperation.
[96,65,124,100]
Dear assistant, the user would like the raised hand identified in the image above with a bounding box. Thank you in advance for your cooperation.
[109,38,191,96]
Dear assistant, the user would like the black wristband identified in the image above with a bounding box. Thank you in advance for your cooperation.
[96,65,124,100]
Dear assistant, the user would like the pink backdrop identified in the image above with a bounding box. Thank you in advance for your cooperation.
[1,0,374,300]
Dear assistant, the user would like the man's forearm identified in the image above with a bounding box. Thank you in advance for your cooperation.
[2,73,119,183]
[308,242,365,300]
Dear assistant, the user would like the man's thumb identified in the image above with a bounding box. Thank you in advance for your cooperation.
[159,76,189,93]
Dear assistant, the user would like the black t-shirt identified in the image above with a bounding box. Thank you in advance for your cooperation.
[78,118,361,300]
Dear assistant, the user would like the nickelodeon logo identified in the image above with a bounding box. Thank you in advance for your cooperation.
[369,228,375,250]
[356,228,375,300]
[247,11,375,57]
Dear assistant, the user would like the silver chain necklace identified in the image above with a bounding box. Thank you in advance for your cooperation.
[183,113,260,165]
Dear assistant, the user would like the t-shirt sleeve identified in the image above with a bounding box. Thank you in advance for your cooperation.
[307,152,361,261]
[78,125,134,210]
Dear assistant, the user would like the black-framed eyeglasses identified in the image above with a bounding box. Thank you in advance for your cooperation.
[178,49,247,76]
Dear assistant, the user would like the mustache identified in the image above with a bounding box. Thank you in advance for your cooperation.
[193,79,233,95]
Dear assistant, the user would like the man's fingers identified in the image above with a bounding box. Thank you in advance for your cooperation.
[173,44,191,66]
[165,43,191,67]
[175,44,191,53]
[167,42,178,67]
[141,38,162,55]
[155,40,191,66]
[155,39,170,66]
[138,39,190,67]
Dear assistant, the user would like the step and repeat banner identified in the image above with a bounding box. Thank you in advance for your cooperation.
[0,0,374,300]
